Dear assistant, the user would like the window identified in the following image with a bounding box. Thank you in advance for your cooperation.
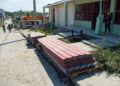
[75,2,99,21]
[115,0,120,24]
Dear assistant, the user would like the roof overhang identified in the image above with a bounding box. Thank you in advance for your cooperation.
[43,0,73,8]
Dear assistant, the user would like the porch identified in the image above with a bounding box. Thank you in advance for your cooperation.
[58,26,120,48]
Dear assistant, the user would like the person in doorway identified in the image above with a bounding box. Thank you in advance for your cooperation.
[104,12,112,34]
[2,24,6,33]
[7,24,12,33]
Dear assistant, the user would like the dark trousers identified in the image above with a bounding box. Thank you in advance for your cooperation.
[8,29,11,33]
[3,28,6,33]
[105,23,111,34]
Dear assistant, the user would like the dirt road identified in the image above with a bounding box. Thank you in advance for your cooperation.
[0,29,66,86]
[0,22,120,86]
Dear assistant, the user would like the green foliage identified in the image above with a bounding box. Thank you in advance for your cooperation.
[5,10,43,19]
[32,28,54,35]
[93,48,120,74]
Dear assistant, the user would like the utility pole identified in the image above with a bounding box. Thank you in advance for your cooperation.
[33,0,37,29]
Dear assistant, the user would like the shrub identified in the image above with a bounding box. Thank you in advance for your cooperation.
[92,48,120,74]
[31,27,54,35]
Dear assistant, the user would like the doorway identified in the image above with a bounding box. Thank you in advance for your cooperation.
[53,8,55,27]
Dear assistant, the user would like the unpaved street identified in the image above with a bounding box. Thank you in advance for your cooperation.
[0,29,66,86]
[0,18,120,86]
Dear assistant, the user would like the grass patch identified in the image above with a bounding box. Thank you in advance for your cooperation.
[31,28,54,35]
[92,47,120,74]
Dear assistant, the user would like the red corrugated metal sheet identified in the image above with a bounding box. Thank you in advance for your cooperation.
[37,37,95,74]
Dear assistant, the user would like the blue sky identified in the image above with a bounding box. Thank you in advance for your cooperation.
[0,0,60,12]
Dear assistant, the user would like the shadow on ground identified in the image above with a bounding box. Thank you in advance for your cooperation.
[74,71,103,81]
[0,39,25,46]
[26,43,35,49]
[34,48,66,86]
[33,48,106,86]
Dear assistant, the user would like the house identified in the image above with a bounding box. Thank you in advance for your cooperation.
[20,16,43,29]
[43,0,120,35]
[0,9,5,24]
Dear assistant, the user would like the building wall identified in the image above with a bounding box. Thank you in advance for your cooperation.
[74,0,100,29]
[75,0,100,4]
[0,9,5,24]
[99,24,120,35]
[112,0,120,35]
[74,0,120,35]
[112,25,120,35]
[48,0,120,35]
[74,20,92,29]
[49,7,52,23]
[58,4,65,26]
[51,4,65,27]
[99,0,120,35]
[49,1,74,27]
[0,9,5,18]
[54,6,59,26]
[68,2,74,26]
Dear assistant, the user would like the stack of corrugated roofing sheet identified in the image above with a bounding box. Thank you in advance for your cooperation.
[38,37,95,74]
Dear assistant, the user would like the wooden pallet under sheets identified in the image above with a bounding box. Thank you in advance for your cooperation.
[37,37,96,75]
[27,32,45,45]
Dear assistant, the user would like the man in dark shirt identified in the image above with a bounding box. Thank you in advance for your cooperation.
[104,12,112,34]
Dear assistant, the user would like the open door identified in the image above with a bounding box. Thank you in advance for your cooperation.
[53,8,55,27]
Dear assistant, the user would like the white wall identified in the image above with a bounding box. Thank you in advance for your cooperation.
[75,20,92,29]
[54,6,59,26]
[49,7,52,23]
[58,4,65,26]
[68,2,74,26]
[51,4,65,27]
[50,1,74,27]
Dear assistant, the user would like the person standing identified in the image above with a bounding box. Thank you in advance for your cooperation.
[2,24,6,33]
[104,12,112,34]
[7,24,12,33]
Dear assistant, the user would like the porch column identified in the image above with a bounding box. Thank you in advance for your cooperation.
[64,1,68,26]
[110,0,116,32]
[43,7,45,24]
[95,0,104,34]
